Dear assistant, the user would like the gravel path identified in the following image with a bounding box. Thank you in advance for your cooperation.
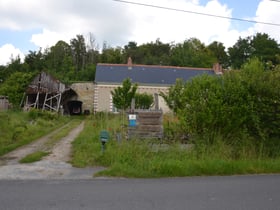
[0,121,105,180]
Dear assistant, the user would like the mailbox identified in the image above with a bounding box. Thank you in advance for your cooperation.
[100,130,109,153]
[100,130,109,143]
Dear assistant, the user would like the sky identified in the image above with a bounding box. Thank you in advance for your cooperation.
[0,0,280,65]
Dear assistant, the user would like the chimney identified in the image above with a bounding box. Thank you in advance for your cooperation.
[127,57,132,70]
[213,63,223,75]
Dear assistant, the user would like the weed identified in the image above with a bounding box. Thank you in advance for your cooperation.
[19,151,50,163]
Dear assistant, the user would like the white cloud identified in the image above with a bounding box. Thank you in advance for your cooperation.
[0,44,25,65]
[0,44,24,65]
[252,0,280,42]
[30,29,70,49]
[127,0,238,47]
[0,0,279,61]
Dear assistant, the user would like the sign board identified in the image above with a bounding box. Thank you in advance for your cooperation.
[129,114,136,120]
[129,114,137,127]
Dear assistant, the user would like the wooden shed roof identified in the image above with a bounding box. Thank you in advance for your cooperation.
[26,72,67,94]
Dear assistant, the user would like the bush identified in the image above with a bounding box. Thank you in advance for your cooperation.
[28,109,58,121]
[163,58,280,157]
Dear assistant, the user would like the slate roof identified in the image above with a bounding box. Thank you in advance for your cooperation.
[95,63,215,86]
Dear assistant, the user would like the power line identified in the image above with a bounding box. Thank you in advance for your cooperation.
[113,0,280,27]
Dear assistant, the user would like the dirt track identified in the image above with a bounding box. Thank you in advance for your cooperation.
[0,121,104,180]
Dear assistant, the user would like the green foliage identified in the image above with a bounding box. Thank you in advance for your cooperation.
[228,33,280,69]
[71,116,280,178]
[19,151,49,163]
[207,41,229,68]
[122,39,171,65]
[28,108,59,121]
[163,58,280,157]
[1,33,279,85]
[111,78,138,111]
[0,72,34,107]
[228,36,252,69]
[160,78,186,114]
[0,111,69,156]
[170,38,216,68]
[134,92,154,109]
[240,58,280,147]
[101,46,123,64]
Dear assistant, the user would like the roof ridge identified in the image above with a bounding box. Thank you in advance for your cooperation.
[97,63,212,71]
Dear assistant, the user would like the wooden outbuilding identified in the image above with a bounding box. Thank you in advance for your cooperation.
[23,72,78,114]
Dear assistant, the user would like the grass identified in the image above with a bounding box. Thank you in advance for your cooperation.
[43,119,83,150]
[71,113,280,178]
[18,118,83,164]
[19,151,50,163]
[0,110,73,156]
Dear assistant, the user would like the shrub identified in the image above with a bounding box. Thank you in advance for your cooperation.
[163,58,280,157]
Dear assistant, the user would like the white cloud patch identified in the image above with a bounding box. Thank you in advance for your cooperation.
[0,44,24,65]
[252,0,280,42]
[124,0,246,49]
[30,29,70,49]
[0,0,279,66]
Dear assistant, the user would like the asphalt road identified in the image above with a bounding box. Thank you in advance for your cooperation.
[0,175,280,210]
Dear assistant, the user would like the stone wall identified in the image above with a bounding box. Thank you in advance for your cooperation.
[71,82,171,114]
[70,82,94,113]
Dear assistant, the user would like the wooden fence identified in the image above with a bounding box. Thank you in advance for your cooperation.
[127,110,163,140]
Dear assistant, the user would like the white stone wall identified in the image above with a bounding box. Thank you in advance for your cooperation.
[93,83,171,113]
[70,82,171,114]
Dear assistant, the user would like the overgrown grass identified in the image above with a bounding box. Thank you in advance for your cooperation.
[19,151,50,163]
[0,110,72,156]
[43,118,83,151]
[71,113,280,178]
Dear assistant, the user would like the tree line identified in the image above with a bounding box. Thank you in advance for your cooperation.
[0,32,280,106]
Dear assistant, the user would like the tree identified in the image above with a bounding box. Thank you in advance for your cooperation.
[70,35,87,72]
[160,78,185,114]
[251,33,280,69]
[207,41,229,68]
[85,32,99,65]
[24,49,46,72]
[170,38,216,67]
[135,93,154,109]
[100,45,122,64]
[0,72,34,108]
[122,41,140,63]
[228,33,280,69]
[1,56,28,82]
[45,40,73,78]
[162,57,280,156]
[111,78,138,111]
[138,39,171,65]
[228,36,252,69]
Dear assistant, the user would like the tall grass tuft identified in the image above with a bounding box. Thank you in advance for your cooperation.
[71,114,280,178]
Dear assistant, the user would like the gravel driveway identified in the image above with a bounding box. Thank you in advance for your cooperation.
[0,121,104,180]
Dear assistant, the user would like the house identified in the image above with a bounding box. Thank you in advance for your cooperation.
[94,58,223,113]
[23,72,80,114]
